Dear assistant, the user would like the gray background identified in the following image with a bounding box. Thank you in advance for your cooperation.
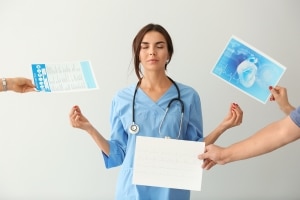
[0,0,299,199]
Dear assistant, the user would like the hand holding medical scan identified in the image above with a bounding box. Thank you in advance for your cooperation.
[269,86,295,115]
[1,77,36,93]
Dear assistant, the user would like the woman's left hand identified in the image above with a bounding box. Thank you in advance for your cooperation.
[220,103,243,130]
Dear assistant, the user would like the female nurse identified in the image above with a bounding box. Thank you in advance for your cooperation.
[69,23,243,200]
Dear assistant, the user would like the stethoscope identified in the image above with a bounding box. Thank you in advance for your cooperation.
[129,76,184,139]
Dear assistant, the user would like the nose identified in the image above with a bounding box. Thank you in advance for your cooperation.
[149,47,156,55]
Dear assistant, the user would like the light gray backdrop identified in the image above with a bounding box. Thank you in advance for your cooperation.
[0,0,299,199]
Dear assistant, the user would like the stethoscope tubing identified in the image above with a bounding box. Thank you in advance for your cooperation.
[129,76,184,138]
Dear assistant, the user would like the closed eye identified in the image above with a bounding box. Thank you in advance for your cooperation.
[141,45,149,49]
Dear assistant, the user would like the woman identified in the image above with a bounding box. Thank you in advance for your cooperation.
[69,23,243,200]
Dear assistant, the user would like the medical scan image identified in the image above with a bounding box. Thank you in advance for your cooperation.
[236,56,258,88]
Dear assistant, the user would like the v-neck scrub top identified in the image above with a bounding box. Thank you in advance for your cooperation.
[102,81,203,200]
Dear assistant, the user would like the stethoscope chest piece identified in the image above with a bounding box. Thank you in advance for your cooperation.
[129,123,139,134]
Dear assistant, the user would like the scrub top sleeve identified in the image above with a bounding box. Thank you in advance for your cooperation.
[186,93,204,141]
[102,97,128,168]
[102,140,125,168]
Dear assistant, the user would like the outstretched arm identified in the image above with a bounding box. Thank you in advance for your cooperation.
[199,115,300,169]
[200,85,298,170]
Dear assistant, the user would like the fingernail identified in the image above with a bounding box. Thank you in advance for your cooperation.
[269,86,273,90]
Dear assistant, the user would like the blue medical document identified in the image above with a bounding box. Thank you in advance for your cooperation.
[31,60,98,92]
[211,36,286,104]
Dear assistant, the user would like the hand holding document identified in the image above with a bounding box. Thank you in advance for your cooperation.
[31,60,98,92]
[133,136,205,191]
[211,36,286,104]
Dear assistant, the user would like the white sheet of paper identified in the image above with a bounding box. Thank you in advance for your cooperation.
[133,136,205,191]
[31,60,98,92]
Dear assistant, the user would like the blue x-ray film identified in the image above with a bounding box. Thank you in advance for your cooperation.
[211,36,286,104]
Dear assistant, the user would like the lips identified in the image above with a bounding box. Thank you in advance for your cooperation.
[147,59,159,63]
[148,59,158,62]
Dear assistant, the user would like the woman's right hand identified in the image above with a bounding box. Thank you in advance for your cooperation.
[69,105,92,131]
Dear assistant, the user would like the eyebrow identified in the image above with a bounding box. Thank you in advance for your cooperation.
[141,41,166,45]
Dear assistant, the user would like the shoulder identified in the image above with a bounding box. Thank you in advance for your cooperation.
[175,81,201,103]
[112,84,136,103]
[176,82,199,96]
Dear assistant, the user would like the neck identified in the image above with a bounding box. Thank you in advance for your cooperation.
[140,75,171,90]
[138,75,173,102]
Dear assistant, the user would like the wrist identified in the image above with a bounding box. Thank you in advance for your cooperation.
[86,125,97,135]
[215,123,228,135]
[221,147,233,165]
[281,104,295,115]
[1,78,7,91]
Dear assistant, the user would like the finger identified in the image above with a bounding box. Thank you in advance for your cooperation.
[26,79,35,87]
[69,106,79,116]
[236,108,243,125]
[234,104,243,123]
[231,107,242,125]
[201,158,210,168]
[202,159,216,170]
[198,153,205,160]
[74,105,81,113]
[71,114,81,127]
[75,114,80,121]
[269,86,280,97]
[69,106,76,115]
[205,161,216,170]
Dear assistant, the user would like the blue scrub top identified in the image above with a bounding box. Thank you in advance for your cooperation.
[102,81,203,200]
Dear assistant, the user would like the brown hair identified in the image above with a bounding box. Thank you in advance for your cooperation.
[132,23,174,80]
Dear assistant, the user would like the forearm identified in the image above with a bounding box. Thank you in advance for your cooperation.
[204,124,227,145]
[222,116,300,164]
[86,126,110,156]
